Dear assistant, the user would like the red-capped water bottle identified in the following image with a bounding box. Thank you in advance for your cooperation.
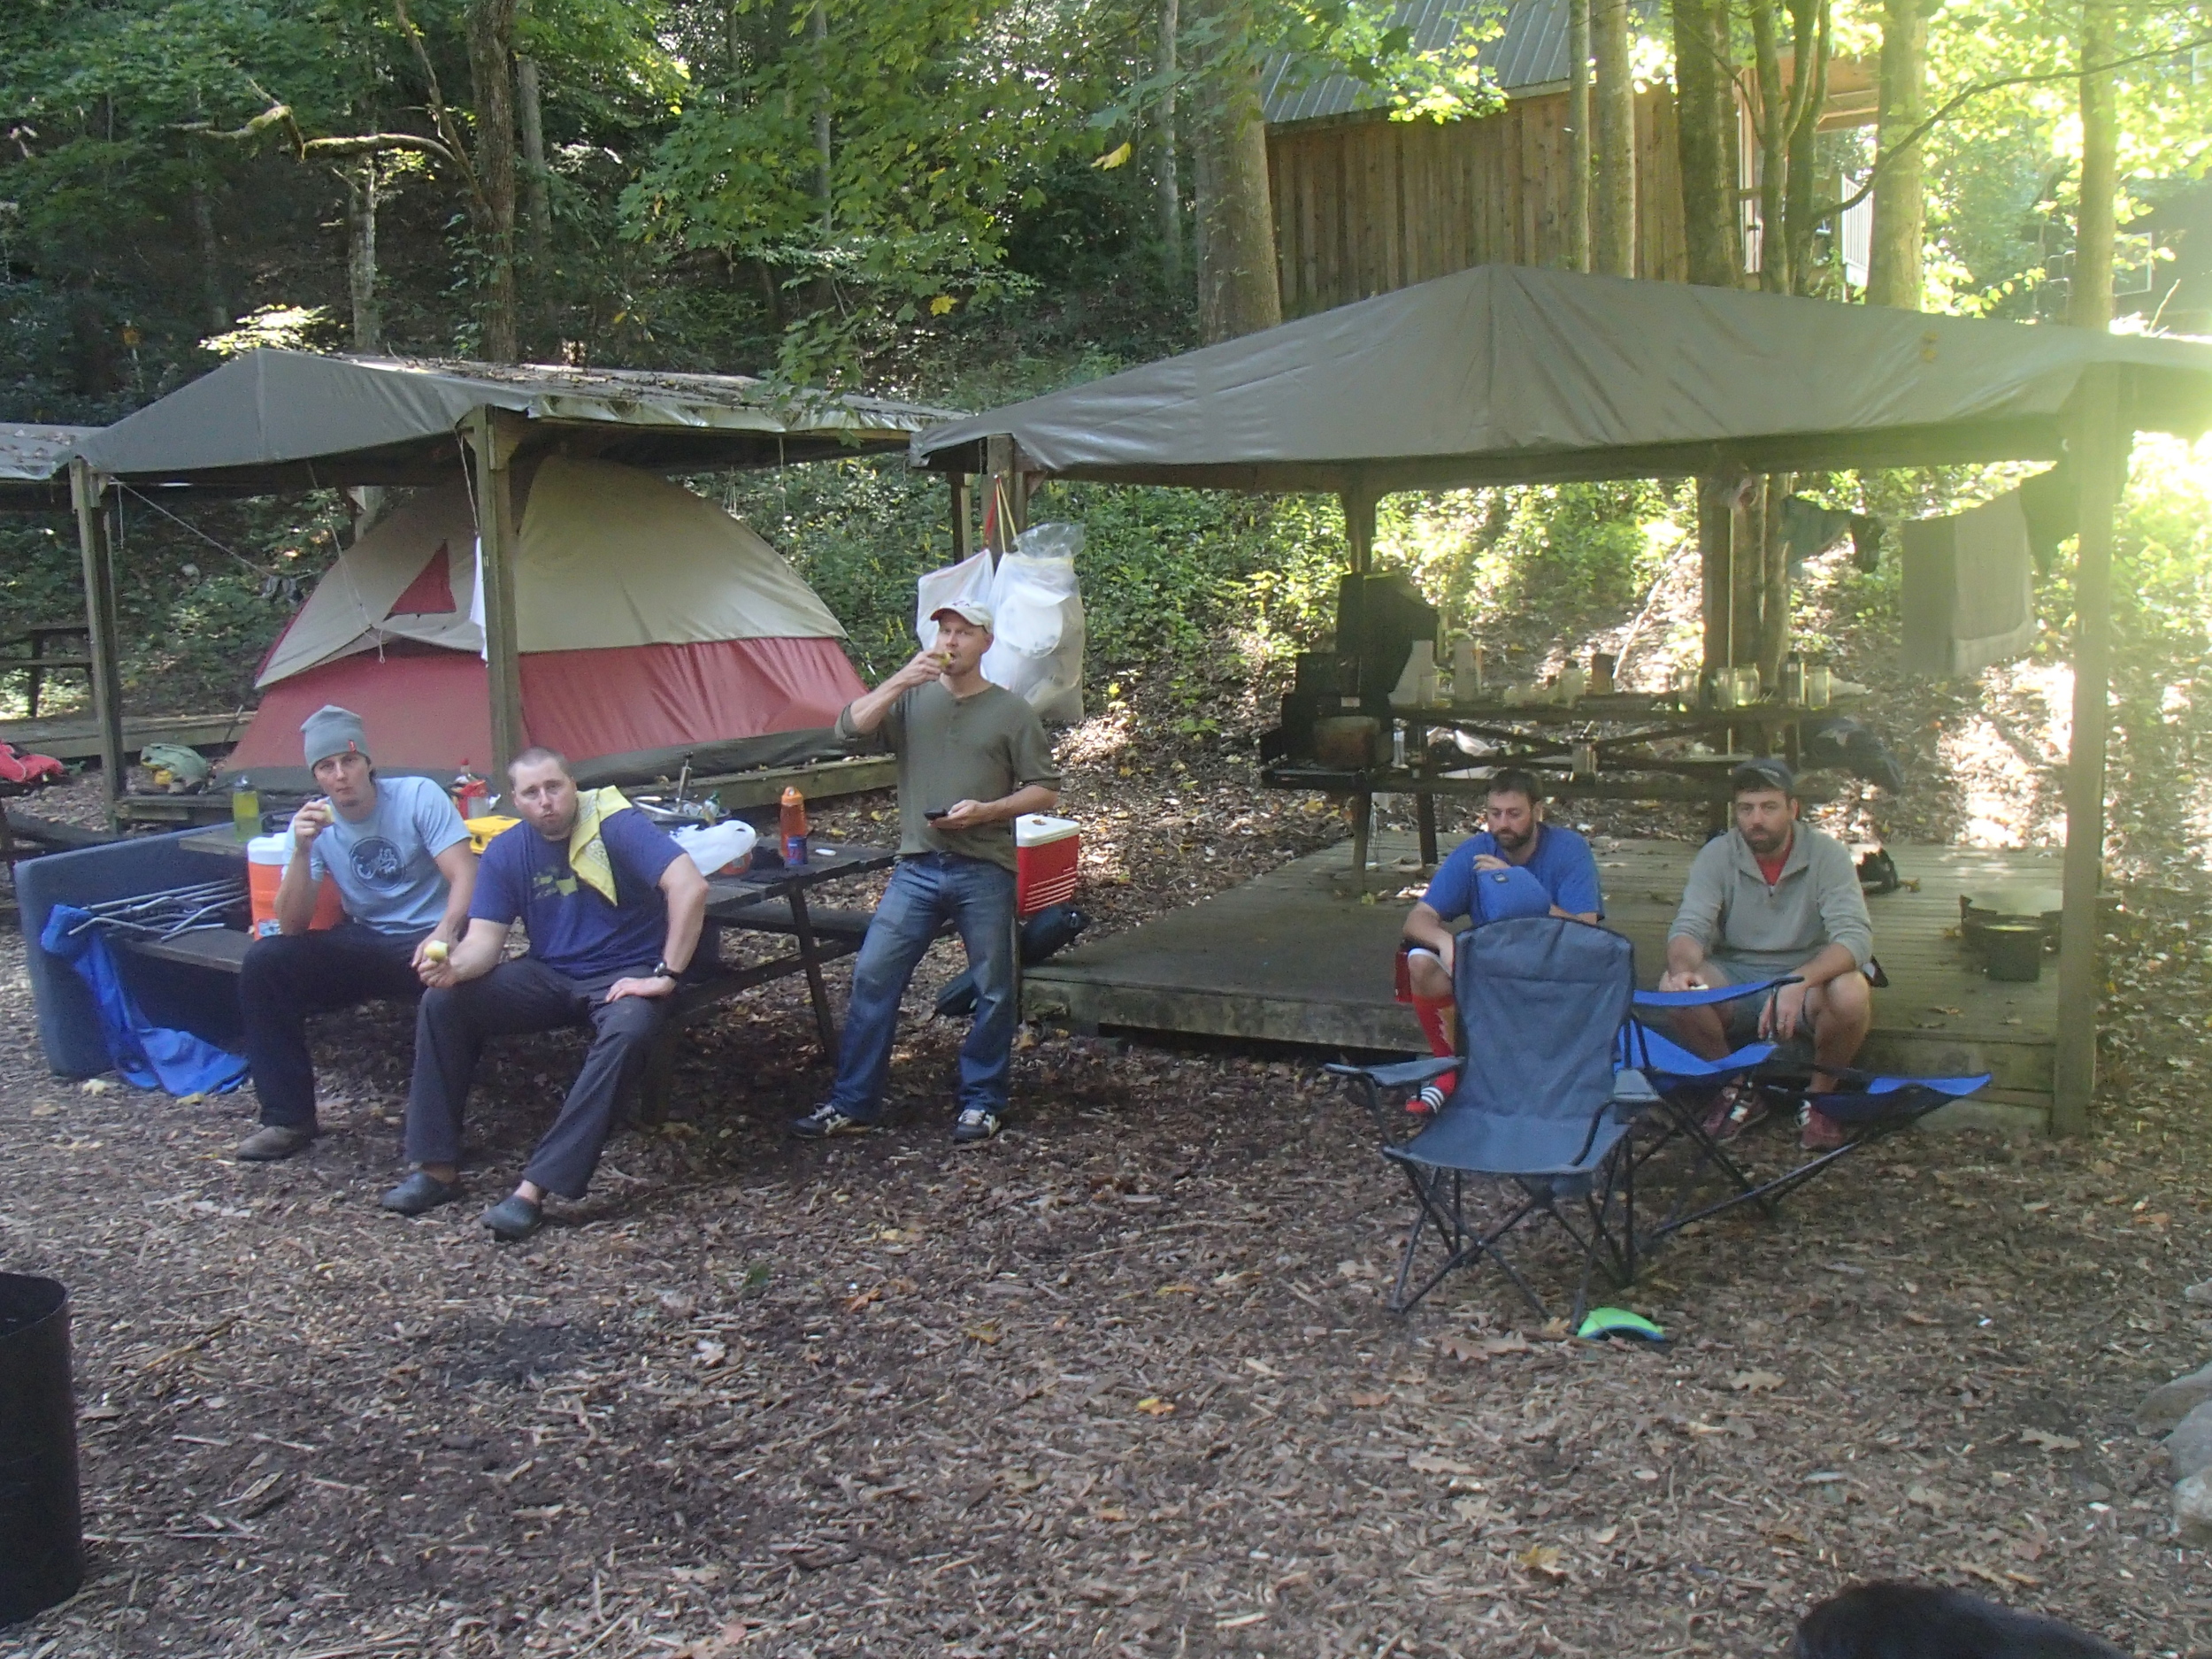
[779,785,810,866]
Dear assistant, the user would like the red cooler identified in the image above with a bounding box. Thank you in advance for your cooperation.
[1014,814,1079,918]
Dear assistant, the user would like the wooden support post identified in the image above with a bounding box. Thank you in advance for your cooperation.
[984,435,1019,556]
[467,408,528,780]
[1343,478,1378,573]
[949,472,972,563]
[2053,365,2126,1135]
[67,459,126,810]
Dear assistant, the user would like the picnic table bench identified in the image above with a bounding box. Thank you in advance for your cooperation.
[138,830,901,1123]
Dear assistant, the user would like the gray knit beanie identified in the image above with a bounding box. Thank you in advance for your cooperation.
[301,704,370,767]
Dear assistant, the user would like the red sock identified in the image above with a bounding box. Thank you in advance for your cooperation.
[1412,995,1457,1098]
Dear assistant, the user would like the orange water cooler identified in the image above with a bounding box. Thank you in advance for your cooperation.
[246,834,345,936]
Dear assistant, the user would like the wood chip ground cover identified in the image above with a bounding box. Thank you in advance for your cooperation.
[4,708,2209,1657]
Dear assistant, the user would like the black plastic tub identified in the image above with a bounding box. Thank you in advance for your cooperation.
[0,1274,83,1626]
[1980,922,2046,983]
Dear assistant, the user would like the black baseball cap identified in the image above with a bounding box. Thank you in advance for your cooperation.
[1731,757,1797,795]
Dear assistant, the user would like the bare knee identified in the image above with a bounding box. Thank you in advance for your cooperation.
[1816,972,1872,1033]
[1406,953,1451,1001]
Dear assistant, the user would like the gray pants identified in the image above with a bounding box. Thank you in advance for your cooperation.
[403,957,666,1199]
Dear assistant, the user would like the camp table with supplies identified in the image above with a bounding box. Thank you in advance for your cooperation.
[153,828,899,1120]
[1266,693,1847,874]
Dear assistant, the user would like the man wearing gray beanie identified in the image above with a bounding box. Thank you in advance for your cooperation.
[233,706,478,1161]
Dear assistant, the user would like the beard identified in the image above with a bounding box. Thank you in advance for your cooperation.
[1492,822,1534,856]
[1740,821,1789,856]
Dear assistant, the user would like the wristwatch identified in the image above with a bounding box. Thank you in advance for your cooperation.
[652,959,676,980]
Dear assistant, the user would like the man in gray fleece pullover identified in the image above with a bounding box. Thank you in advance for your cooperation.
[1660,759,1875,1148]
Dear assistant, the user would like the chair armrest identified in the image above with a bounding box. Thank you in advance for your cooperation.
[1633,976,1800,1010]
[1609,1066,1662,1122]
[1325,1056,1459,1090]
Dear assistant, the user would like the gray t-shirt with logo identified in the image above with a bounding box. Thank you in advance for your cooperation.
[306,774,471,935]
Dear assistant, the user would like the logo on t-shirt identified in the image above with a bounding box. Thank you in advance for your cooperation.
[349,837,408,887]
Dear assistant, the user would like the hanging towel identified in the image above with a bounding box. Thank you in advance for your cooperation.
[1900,489,2037,677]
[567,786,634,904]
[37,907,249,1095]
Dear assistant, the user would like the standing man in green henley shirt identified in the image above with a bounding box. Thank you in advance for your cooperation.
[791,601,1061,1145]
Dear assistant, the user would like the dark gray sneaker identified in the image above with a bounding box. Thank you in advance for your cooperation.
[789,1103,872,1139]
[950,1107,1001,1145]
[235,1123,317,1162]
[380,1170,462,1215]
[480,1194,543,1241]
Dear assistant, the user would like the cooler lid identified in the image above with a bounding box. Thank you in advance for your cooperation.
[1015,813,1079,847]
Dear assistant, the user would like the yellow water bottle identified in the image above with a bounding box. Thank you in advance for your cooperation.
[231,774,260,841]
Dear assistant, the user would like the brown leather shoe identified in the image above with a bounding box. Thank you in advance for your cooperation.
[235,1123,317,1162]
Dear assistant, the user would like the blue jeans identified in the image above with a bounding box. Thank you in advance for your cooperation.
[829,853,1017,1120]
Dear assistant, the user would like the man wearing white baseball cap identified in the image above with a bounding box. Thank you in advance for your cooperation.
[790,600,1060,1145]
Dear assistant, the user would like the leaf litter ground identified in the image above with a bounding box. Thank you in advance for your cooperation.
[4,681,2212,1658]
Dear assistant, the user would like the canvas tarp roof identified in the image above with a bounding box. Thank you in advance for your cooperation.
[0,424,97,509]
[77,349,956,493]
[911,265,2212,492]
[258,457,846,687]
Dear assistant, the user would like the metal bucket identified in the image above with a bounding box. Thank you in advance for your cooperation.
[0,1274,84,1625]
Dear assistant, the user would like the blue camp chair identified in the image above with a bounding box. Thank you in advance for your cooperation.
[1349,916,1652,1319]
[1622,983,1993,1240]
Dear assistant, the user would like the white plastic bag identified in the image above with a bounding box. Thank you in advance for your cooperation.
[915,549,995,649]
[982,523,1087,724]
[672,818,757,877]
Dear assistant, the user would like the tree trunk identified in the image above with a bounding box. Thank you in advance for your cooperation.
[1592,0,1635,276]
[516,55,552,268]
[1156,0,1183,293]
[1866,0,1925,307]
[345,162,382,351]
[2068,0,2116,330]
[810,0,833,238]
[1757,472,1793,686]
[1781,0,1829,294]
[190,173,228,332]
[1567,0,1591,271]
[1672,0,1740,288]
[464,0,520,361]
[1188,0,1280,342]
[1749,0,1786,292]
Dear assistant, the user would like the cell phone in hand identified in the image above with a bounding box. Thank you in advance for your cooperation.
[924,809,949,821]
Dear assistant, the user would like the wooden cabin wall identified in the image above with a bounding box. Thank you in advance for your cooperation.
[1267,88,1688,317]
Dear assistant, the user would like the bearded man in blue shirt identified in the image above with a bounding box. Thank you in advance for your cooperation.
[1396,768,1605,1110]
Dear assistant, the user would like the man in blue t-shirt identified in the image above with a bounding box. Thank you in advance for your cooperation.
[380,747,709,1241]
[235,705,475,1164]
[1397,768,1605,1108]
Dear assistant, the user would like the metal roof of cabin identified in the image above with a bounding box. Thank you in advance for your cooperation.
[1263,0,1612,127]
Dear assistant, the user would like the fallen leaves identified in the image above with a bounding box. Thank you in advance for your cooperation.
[1133,1396,1175,1417]
[1731,1370,1786,1393]
[2017,1427,2082,1452]
[1517,1543,1569,1582]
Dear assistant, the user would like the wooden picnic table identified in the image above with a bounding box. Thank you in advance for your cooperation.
[1266,694,1856,873]
[156,830,899,1121]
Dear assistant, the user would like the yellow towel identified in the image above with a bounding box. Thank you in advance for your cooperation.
[567,786,633,904]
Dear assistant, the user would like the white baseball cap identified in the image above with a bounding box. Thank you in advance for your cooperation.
[931,600,994,630]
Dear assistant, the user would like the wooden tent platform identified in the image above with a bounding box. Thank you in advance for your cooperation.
[1023,834,2062,1133]
[0,710,247,762]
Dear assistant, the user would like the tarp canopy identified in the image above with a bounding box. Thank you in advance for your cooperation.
[78,349,955,493]
[0,425,97,509]
[912,265,2212,491]
[227,457,864,779]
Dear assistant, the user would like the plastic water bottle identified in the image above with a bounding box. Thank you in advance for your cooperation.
[231,774,259,841]
[779,786,810,866]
